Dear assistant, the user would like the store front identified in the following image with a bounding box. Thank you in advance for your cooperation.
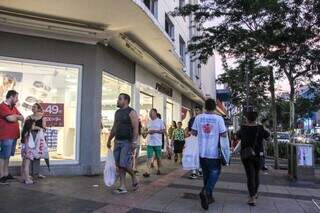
[135,65,182,151]
[0,31,135,175]
[0,57,81,163]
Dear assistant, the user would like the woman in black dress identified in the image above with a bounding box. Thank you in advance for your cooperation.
[237,111,270,206]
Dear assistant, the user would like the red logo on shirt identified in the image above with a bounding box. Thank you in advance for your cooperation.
[202,123,213,134]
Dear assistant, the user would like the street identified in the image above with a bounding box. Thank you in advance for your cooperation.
[1,158,319,213]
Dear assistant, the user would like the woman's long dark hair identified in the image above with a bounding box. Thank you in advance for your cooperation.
[21,119,34,143]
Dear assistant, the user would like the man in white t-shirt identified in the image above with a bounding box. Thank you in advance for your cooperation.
[192,98,227,210]
[143,108,165,177]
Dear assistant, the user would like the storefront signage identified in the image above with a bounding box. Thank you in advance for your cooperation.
[40,103,64,127]
[156,83,173,97]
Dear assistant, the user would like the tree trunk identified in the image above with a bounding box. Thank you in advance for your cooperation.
[289,80,295,142]
[269,68,279,169]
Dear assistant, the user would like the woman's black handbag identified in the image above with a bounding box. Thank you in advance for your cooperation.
[240,126,259,160]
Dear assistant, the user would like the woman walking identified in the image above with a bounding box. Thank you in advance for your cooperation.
[172,122,185,163]
[237,111,270,206]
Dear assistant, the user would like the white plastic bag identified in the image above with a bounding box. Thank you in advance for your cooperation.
[104,149,116,187]
[182,136,199,170]
[220,134,231,166]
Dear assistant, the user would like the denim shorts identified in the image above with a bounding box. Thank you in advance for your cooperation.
[0,139,17,159]
[113,140,134,169]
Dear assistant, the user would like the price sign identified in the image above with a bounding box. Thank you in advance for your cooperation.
[40,103,64,127]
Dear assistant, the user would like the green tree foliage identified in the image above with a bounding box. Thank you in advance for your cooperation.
[217,58,270,112]
[173,0,320,131]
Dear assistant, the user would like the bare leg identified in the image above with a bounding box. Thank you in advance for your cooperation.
[4,159,9,177]
[156,158,161,173]
[0,159,4,178]
[118,168,126,189]
[124,167,138,185]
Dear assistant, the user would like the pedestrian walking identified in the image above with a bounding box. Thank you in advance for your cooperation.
[25,103,47,179]
[191,98,227,210]
[168,121,177,140]
[172,122,185,163]
[188,106,203,179]
[143,109,165,177]
[0,90,24,184]
[237,111,270,206]
[107,93,139,194]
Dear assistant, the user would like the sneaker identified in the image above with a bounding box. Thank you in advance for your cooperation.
[143,172,150,178]
[38,174,46,179]
[0,176,8,185]
[247,197,256,206]
[114,188,128,194]
[199,191,209,210]
[189,174,197,179]
[197,171,203,177]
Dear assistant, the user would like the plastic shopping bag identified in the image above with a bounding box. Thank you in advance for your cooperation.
[219,134,231,166]
[182,135,199,170]
[104,149,116,187]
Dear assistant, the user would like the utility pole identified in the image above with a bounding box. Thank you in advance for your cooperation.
[269,67,279,169]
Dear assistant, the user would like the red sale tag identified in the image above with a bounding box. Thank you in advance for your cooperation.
[40,103,64,127]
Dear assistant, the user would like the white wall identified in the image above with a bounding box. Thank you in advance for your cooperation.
[200,55,216,98]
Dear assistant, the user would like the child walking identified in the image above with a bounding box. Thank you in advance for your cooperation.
[172,122,185,163]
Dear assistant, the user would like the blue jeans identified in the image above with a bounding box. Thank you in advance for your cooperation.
[200,158,221,196]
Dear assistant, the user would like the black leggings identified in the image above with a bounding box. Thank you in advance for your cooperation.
[242,157,260,197]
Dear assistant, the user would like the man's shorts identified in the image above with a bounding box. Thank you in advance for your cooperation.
[0,139,17,159]
[147,145,162,159]
[113,140,134,169]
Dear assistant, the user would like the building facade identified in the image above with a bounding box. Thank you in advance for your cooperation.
[0,0,215,175]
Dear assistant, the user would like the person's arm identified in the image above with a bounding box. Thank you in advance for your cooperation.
[129,110,139,143]
[191,116,198,136]
[107,115,117,148]
[219,117,228,138]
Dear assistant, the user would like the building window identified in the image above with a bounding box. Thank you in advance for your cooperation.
[179,36,186,64]
[165,14,175,41]
[101,73,132,158]
[143,0,158,18]
[0,58,81,162]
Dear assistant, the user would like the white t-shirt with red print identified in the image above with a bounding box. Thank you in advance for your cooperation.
[192,113,227,159]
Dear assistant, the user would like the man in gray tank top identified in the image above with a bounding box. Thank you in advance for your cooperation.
[107,93,139,194]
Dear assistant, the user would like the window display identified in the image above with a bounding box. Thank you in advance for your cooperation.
[0,58,80,162]
[100,73,132,158]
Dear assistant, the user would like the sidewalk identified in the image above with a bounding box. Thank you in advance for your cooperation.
[1,158,320,213]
